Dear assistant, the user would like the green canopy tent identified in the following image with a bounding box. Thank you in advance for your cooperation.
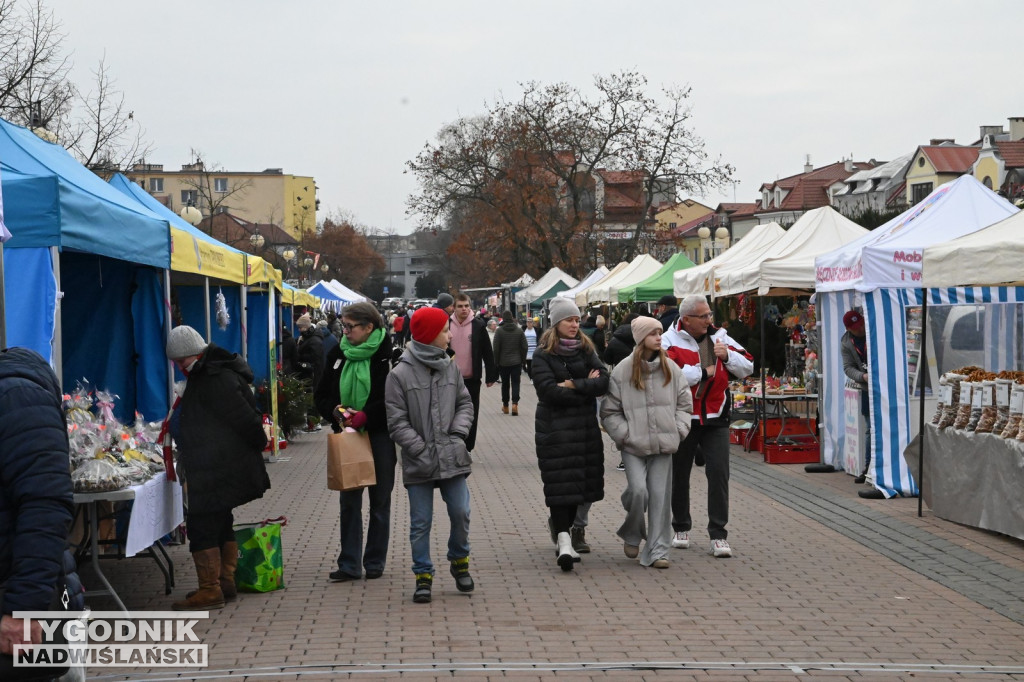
[618,252,696,302]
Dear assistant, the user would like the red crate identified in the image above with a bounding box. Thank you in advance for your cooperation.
[762,440,819,464]
[747,418,816,452]
[728,427,749,446]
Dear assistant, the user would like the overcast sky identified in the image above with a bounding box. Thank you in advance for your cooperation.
[48,0,1024,235]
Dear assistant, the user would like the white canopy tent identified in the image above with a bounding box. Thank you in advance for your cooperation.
[922,209,1024,287]
[711,207,869,297]
[557,266,609,300]
[514,267,578,305]
[321,279,367,303]
[814,175,1019,498]
[674,222,785,298]
[573,261,629,306]
[584,254,661,305]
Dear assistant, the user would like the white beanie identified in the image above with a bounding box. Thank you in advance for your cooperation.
[631,316,663,344]
[548,298,581,327]
[166,325,208,360]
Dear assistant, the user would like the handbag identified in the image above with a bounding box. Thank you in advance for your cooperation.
[327,430,377,491]
[233,516,287,592]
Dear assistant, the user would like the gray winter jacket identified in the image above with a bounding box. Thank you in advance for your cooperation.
[601,353,693,457]
[841,331,868,390]
[385,346,475,486]
[492,320,527,367]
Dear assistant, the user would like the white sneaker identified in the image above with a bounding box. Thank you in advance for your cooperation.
[670,531,690,549]
[710,539,732,558]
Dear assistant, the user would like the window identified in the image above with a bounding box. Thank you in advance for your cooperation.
[983,176,993,189]
[215,205,229,214]
[918,157,926,168]
[148,178,164,192]
[214,178,228,193]
[181,189,198,205]
[911,182,933,205]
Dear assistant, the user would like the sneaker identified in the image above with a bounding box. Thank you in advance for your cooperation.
[670,531,690,549]
[449,557,474,593]
[329,569,361,582]
[570,526,591,553]
[623,542,639,559]
[412,573,433,603]
[616,461,625,471]
[651,558,670,569]
[710,539,732,558]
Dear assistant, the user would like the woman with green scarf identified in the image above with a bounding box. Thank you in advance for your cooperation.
[315,302,397,583]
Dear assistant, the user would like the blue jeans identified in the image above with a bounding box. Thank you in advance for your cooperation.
[336,429,397,576]
[407,475,471,576]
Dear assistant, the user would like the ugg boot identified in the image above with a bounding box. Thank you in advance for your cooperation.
[570,525,591,553]
[174,548,225,611]
[555,531,581,572]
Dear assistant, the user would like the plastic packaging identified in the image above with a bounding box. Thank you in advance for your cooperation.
[973,380,996,433]
[931,375,947,425]
[992,379,1013,434]
[71,458,130,493]
[1001,386,1024,439]
[952,381,974,430]
[937,374,966,429]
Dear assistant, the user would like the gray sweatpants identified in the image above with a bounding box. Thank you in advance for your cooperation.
[617,451,673,566]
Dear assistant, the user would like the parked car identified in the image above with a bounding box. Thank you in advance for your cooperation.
[381,297,405,309]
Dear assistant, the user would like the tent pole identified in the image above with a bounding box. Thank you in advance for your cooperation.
[164,270,173,406]
[760,296,766,454]
[917,294,928,517]
[0,242,6,349]
[203,277,212,342]
[51,246,63,388]
[240,285,248,363]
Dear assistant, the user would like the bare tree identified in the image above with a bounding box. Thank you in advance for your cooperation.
[180,148,253,238]
[0,0,74,129]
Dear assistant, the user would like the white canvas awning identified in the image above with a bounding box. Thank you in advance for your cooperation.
[574,261,629,307]
[558,266,609,300]
[585,254,662,305]
[674,222,785,298]
[922,209,1024,287]
[514,267,578,305]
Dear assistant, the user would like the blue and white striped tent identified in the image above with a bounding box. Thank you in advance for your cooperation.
[815,176,1019,498]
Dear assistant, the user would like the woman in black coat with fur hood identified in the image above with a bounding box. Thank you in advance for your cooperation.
[532,298,609,572]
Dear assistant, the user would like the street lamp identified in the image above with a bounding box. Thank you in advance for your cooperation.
[697,226,712,264]
[714,226,730,257]
[249,228,265,250]
[180,202,202,227]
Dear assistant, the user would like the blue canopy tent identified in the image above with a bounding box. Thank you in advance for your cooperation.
[308,280,348,313]
[0,118,171,422]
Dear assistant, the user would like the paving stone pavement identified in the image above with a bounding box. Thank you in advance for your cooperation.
[83,375,1024,681]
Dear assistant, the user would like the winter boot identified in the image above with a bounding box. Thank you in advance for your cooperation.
[555,531,581,572]
[511,403,519,416]
[449,557,475,593]
[174,548,225,611]
[413,573,433,603]
[219,541,238,601]
[570,526,591,553]
[502,404,509,414]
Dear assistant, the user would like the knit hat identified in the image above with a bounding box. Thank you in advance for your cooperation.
[548,297,580,327]
[296,314,312,330]
[411,306,450,344]
[434,293,455,310]
[657,294,677,307]
[843,310,864,331]
[166,325,208,360]
[631,316,663,344]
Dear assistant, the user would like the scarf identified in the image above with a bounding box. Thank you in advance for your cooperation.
[406,340,451,372]
[338,327,385,411]
[553,338,581,356]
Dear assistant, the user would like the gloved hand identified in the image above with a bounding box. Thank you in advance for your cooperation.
[348,411,368,430]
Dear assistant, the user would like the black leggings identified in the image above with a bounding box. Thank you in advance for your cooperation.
[549,505,578,534]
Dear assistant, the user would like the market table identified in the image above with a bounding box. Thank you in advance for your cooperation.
[920,425,1024,541]
[743,392,820,463]
[72,472,183,611]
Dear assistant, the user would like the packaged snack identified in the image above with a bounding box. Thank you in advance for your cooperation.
[71,458,130,493]
[1001,386,1024,439]
[973,381,996,433]
[931,376,947,425]
[952,381,974,430]
[992,379,1013,434]
[937,373,966,429]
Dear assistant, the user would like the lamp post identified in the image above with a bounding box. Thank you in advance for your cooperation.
[249,229,265,251]
[714,226,730,257]
[303,256,313,288]
[321,263,330,281]
[697,225,712,264]
[180,202,202,227]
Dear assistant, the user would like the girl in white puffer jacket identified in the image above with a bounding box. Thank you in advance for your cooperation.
[600,316,692,569]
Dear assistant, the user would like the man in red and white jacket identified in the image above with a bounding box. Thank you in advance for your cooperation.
[662,295,753,558]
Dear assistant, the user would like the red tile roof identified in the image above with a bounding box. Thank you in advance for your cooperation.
[920,146,979,173]
[599,169,645,185]
[995,141,1024,168]
[672,212,716,237]
[756,161,876,214]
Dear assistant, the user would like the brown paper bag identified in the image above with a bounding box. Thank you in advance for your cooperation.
[327,431,377,491]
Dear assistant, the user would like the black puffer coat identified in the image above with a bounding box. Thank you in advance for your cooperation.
[295,328,324,387]
[0,348,74,615]
[603,323,636,366]
[315,334,394,434]
[532,344,609,507]
[173,344,270,514]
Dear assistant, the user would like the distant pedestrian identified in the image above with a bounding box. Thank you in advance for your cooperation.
[492,310,527,415]
[434,292,455,316]
[448,293,496,451]
[523,317,538,379]
[486,318,498,346]
[601,317,692,569]
[532,298,609,571]
[655,295,680,332]
[592,315,607,356]
[385,307,476,604]
[603,313,640,367]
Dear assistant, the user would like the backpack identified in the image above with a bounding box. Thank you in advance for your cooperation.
[393,316,405,332]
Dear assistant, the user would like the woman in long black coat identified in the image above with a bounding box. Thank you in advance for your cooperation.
[532,298,609,571]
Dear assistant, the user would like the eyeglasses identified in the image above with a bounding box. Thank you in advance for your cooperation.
[341,322,363,332]
[685,312,714,320]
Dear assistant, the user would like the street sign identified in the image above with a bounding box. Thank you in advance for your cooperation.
[383,286,389,294]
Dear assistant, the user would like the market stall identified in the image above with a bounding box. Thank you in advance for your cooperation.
[571,262,627,307]
[616,252,696,302]
[674,222,785,298]
[0,118,171,422]
[557,266,609,302]
[814,175,1019,497]
[581,254,661,306]
[514,267,578,310]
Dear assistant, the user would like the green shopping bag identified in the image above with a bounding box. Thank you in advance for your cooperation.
[234,516,287,592]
